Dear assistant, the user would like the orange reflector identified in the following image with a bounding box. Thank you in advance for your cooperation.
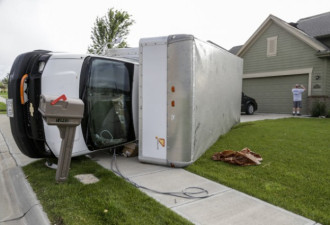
[171,86,175,92]
[158,138,165,147]
[20,74,28,104]
[171,100,175,107]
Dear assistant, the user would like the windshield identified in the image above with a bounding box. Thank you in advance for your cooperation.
[81,57,135,150]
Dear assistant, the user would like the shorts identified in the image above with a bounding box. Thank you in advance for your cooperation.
[293,101,302,108]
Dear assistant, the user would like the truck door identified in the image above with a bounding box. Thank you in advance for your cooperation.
[80,57,136,150]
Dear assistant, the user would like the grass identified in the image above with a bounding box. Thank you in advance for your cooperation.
[23,157,192,225]
[186,118,330,225]
[0,102,6,114]
[0,91,8,99]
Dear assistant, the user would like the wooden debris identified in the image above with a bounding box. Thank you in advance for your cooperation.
[211,147,262,166]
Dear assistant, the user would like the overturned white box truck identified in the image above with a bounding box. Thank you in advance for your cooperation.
[8,34,242,167]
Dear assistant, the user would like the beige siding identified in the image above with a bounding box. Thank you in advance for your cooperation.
[243,74,308,114]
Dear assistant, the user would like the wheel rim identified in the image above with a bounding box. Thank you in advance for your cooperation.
[248,105,254,114]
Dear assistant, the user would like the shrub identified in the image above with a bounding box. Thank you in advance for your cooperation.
[311,101,327,117]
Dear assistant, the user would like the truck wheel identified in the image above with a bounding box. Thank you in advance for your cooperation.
[246,104,255,115]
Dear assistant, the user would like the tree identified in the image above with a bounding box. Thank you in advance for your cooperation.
[0,73,9,93]
[88,8,135,55]
[1,73,9,86]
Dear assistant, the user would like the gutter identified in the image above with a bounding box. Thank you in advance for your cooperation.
[316,50,330,58]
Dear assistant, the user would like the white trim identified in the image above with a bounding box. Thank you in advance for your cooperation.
[243,68,313,96]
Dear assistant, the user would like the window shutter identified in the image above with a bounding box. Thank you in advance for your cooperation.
[267,36,278,57]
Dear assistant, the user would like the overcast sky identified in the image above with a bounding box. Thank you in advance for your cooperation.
[0,0,328,79]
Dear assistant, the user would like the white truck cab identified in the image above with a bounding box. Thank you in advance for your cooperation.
[8,51,139,158]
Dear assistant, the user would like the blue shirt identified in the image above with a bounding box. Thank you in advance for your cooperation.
[292,88,305,101]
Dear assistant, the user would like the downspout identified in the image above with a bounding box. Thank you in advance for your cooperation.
[316,50,330,96]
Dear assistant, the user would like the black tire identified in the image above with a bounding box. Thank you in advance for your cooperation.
[246,103,255,115]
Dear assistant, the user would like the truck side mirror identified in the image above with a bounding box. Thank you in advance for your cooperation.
[39,94,84,183]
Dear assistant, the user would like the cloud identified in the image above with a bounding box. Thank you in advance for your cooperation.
[0,0,121,79]
[1,0,329,80]
[0,0,52,78]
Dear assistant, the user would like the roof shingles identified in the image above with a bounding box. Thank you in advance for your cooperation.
[296,12,330,38]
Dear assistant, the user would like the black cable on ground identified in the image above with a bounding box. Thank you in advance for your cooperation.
[110,150,211,199]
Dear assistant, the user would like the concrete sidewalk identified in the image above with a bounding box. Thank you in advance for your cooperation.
[91,151,318,225]
[0,114,50,225]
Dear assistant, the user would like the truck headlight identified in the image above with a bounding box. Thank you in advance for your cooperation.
[38,61,46,73]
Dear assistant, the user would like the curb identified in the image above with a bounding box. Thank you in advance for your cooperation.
[0,167,50,225]
[0,117,50,225]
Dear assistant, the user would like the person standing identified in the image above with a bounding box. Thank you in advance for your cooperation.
[292,84,306,116]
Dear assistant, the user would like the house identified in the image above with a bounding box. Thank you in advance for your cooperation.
[231,12,330,114]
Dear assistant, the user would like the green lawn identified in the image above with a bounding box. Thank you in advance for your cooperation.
[0,91,8,99]
[186,118,330,225]
[23,157,192,225]
[0,102,6,114]
[22,118,330,224]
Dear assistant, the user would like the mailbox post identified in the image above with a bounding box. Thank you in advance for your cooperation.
[39,94,84,183]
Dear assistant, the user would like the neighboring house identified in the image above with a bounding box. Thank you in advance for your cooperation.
[230,12,330,114]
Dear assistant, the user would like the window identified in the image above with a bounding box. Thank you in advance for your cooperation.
[267,36,278,57]
[82,58,135,150]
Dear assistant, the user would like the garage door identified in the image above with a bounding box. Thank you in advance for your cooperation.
[243,74,308,114]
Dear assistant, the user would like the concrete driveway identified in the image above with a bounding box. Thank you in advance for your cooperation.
[241,113,294,122]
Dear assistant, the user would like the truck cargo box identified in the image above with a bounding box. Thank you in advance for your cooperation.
[138,35,242,167]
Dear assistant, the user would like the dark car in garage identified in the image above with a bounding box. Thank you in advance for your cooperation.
[241,92,258,115]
